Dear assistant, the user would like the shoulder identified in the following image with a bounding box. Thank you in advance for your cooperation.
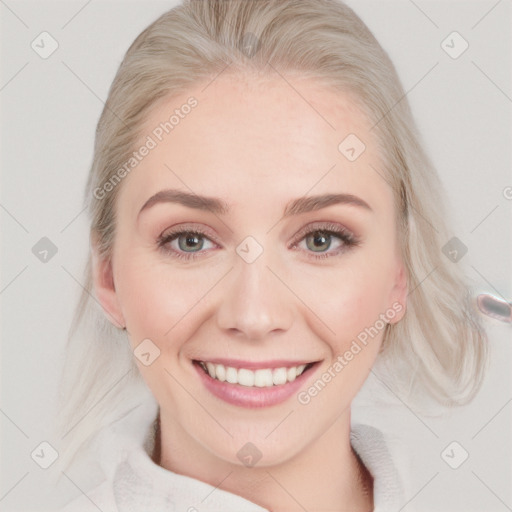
[58,479,117,512]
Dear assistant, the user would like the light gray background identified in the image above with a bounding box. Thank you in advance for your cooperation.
[1,0,511,510]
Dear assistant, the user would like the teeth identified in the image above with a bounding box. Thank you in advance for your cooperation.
[254,369,274,387]
[238,369,254,387]
[199,362,309,387]
[206,362,215,378]
[226,366,238,384]
[216,364,226,382]
[272,367,287,385]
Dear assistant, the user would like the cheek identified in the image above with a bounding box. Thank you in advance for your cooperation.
[114,253,203,346]
[336,273,390,329]
[295,262,394,412]
[301,249,396,353]
[113,253,209,402]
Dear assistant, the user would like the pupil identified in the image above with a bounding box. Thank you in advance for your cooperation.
[309,231,330,251]
[180,233,202,251]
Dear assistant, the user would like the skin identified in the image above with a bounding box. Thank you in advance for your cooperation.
[93,74,408,511]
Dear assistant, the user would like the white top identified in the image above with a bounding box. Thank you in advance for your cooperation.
[59,393,409,511]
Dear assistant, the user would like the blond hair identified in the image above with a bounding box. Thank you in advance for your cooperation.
[56,0,488,473]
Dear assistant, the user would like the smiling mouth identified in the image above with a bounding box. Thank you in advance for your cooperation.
[194,360,316,388]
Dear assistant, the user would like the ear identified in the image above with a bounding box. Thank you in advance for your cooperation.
[91,236,125,329]
[387,255,408,324]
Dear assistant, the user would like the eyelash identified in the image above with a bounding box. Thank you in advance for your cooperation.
[157,222,361,262]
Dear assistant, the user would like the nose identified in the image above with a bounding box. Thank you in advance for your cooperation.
[215,250,294,341]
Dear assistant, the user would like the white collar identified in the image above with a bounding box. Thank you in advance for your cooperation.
[96,392,405,511]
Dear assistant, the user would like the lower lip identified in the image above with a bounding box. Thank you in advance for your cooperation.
[194,362,317,408]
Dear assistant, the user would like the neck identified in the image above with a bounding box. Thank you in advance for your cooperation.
[154,409,373,511]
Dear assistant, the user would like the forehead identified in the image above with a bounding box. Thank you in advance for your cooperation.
[118,74,390,216]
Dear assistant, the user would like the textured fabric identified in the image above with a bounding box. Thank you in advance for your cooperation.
[59,394,406,511]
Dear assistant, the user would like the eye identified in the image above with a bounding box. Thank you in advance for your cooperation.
[157,226,217,261]
[290,222,361,260]
[157,221,361,262]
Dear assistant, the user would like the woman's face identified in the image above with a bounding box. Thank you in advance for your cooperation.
[94,75,407,467]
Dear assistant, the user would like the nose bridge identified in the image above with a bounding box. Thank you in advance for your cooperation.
[216,238,293,339]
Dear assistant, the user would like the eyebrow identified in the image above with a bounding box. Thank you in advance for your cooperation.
[138,189,373,218]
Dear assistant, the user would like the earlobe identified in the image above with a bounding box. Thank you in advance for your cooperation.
[91,240,126,329]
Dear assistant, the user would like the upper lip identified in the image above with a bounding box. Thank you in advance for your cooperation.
[193,358,319,370]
